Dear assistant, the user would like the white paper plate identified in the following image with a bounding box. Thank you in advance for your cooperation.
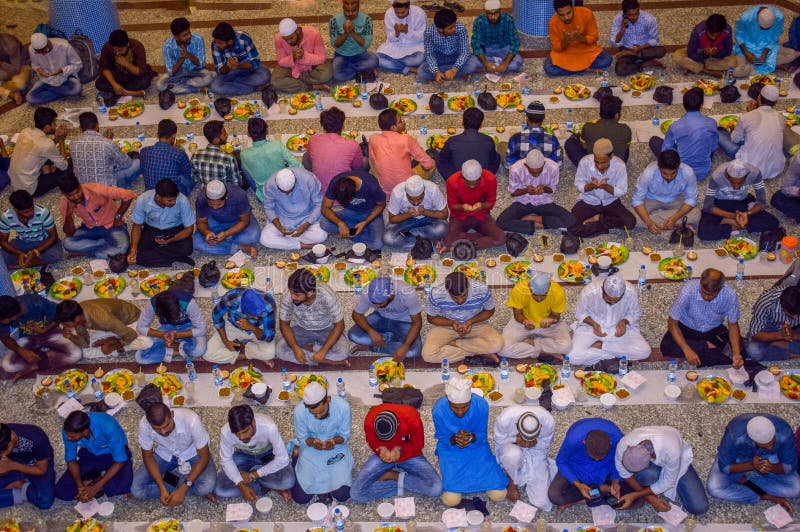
[377,501,395,519]
[466,510,484,525]
[97,501,114,516]
[255,496,273,514]
[185,520,205,532]
[307,502,329,522]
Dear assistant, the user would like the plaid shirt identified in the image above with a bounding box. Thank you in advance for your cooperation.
[70,131,134,186]
[610,10,660,48]
[211,31,261,74]
[163,33,207,74]
[424,22,470,73]
[505,126,562,169]
[191,145,240,186]
[140,141,193,191]
[212,287,276,342]
[471,13,520,56]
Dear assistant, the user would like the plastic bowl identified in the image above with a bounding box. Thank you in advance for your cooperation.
[377,502,395,519]
[664,384,681,401]
[104,392,122,407]
[466,510,484,526]
[256,496,273,514]
[755,370,775,387]
[307,502,328,523]
[524,387,542,401]
[352,243,367,256]
[599,393,617,409]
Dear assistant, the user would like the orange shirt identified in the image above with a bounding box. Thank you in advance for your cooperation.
[548,7,603,72]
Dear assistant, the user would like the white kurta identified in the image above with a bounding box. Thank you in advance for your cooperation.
[376,5,426,59]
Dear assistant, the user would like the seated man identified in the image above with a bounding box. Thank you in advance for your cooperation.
[240,117,301,202]
[376,0,426,75]
[437,108,500,181]
[0,294,81,378]
[433,378,508,506]
[192,121,240,186]
[493,406,555,510]
[471,0,523,74]
[545,0,612,76]
[0,190,61,268]
[500,271,571,360]
[568,275,650,372]
[193,180,260,257]
[505,101,563,169]
[419,8,477,82]
[497,149,575,234]
[443,160,505,252]
[348,277,423,361]
[305,107,364,192]
[567,138,636,238]
[55,411,133,501]
[548,418,626,515]
[140,119,195,197]
[215,405,294,502]
[209,22,271,96]
[127,179,195,268]
[672,14,739,78]
[25,32,82,105]
[610,0,666,75]
[708,414,800,511]
[321,169,386,251]
[565,95,631,166]
[747,285,800,361]
[272,18,333,93]
[276,269,350,365]
[260,168,326,251]
[205,287,276,365]
[55,299,152,359]
[156,17,213,95]
[352,403,442,501]
[369,108,435,196]
[649,88,718,180]
[293,382,354,504]
[9,106,70,197]
[615,426,709,516]
[60,176,134,261]
[96,29,154,98]
[135,288,207,364]
[632,150,699,234]
[131,403,217,505]
[330,0,379,81]
[771,152,800,221]
[0,422,54,510]
[0,33,31,104]
[70,112,140,188]
[660,268,744,368]
[383,175,449,250]
[422,271,503,364]
[697,159,779,241]
[734,6,799,77]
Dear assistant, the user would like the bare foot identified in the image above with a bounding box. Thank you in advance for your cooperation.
[9,91,22,105]
[2,480,24,490]
[300,243,315,249]
[277,488,293,503]
[379,470,400,482]
[312,84,331,92]
[583,214,601,225]
[205,493,218,503]
[350,344,371,354]
[409,67,419,74]
[591,341,603,349]
[484,353,501,364]
[239,244,258,259]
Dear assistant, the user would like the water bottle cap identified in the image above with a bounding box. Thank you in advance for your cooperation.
[621,356,627,361]
[655,105,660,110]
[564,356,570,361]
[501,358,507,362]
[282,368,287,372]
[443,358,448,363]
[186,360,191,365]
[739,259,744,263]
[370,364,375,369]
[91,377,97,382]
[212,364,219,369]
[338,377,343,383]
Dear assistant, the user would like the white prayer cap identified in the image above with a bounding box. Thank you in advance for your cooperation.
[528,271,551,296]
[516,412,541,441]
[446,377,473,404]
[727,159,748,178]
[485,0,501,10]
[461,159,483,181]
[279,18,298,37]
[758,7,776,29]
[593,137,614,156]
[525,149,545,169]
[602,275,626,298]
[746,415,776,444]
[205,179,227,200]
[404,174,425,196]
[275,168,296,191]
[761,84,779,102]
[302,381,327,405]
[30,33,48,50]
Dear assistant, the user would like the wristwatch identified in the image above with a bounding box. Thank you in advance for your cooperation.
[184,480,193,488]
[114,213,123,220]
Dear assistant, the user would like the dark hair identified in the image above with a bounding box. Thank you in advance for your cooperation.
[155,179,179,198]
[332,175,357,205]
[212,21,235,42]
[621,0,638,12]
[55,300,84,323]
[599,95,622,120]
[288,268,316,294]
[378,108,399,131]
[33,107,58,130]
[170,17,191,36]
[683,87,704,112]
[64,411,90,434]
[108,29,129,47]
[153,291,183,324]
[445,271,468,296]
[658,149,681,170]
[463,107,484,130]
[78,112,98,132]
[247,117,268,142]
[700,268,725,291]
[146,402,172,426]
[320,107,346,134]
[706,14,726,34]
[203,120,225,144]
[157,118,178,139]
[434,8,457,29]
[584,429,612,459]
[0,296,21,321]
[553,0,572,10]
[228,404,254,433]
[0,424,10,451]
[9,190,33,211]
[58,174,81,195]
[780,286,800,315]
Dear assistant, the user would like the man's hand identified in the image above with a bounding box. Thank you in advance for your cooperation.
[735,211,749,228]
[444,67,457,80]
[392,344,409,362]
[352,221,367,236]
[764,494,794,514]
[165,485,187,506]
[0,456,16,475]
[702,46,717,57]
[223,338,242,352]
[154,237,171,246]
[760,50,768,63]
[337,221,350,239]
[159,485,171,506]
[615,320,628,338]
[615,492,638,510]
[610,479,621,499]
[343,20,355,33]
[461,320,473,335]
[311,349,327,363]
[646,220,661,235]
[80,482,102,502]
[592,322,607,338]
[661,216,678,230]
[238,483,258,501]
[114,54,131,68]
[743,50,757,64]
[292,47,304,60]
[35,67,50,77]
[127,249,137,265]
[684,347,702,366]
[368,330,386,348]
[292,346,306,363]
[575,481,592,500]
[205,232,220,245]
[227,57,240,70]
[454,430,473,448]
[732,352,744,369]
[17,347,39,364]
[495,61,509,74]
[523,319,537,330]
[650,497,670,513]
[291,223,309,237]
[752,456,773,474]
[539,317,557,328]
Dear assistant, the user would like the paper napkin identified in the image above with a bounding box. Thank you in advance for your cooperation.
[509,500,537,523]
[394,497,415,519]
[621,371,647,390]
[658,504,688,526]
[74,499,101,520]
[765,503,794,529]
[442,508,468,528]
[591,505,616,526]
[225,502,253,522]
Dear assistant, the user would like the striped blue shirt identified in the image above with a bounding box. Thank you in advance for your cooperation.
[669,279,740,332]
[426,280,494,322]
[702,161,767,212]
[211,31,261,74]
[747,286,800,339]
[0,205,54,242]
[610,9,660,48]
[162,33,207,74]
[212,287,276,342]
[424,22,470,73]
[631,161,698,208]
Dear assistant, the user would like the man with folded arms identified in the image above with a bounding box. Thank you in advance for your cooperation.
[632,150,699,234]
[260,168,327,251]
[0,422,54,510]
[744,285,800,362]
[383,175,449,250]
[273,18,332,93]
[193,180,260,258]
[26,32,82,105]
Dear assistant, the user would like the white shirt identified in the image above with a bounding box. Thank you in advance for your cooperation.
[376,5,426,59]
[575,154,629,206]
[8,127,68,194]
[614,426,694,501]
[219,414,290,486]
[731,106,786,180]
[387,179,447,218]
[574,280,641,332]
[493,405,555,453]
[138,408,210,463]
[29,37,83,86]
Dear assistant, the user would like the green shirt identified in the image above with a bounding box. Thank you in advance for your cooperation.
[329,11,373,57]
[240,139,301,202]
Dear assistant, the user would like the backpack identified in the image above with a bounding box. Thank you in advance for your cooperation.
[33,24,66,40]
[68,29,99,84]
[505,233,528,257]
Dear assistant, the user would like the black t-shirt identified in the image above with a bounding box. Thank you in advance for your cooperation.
[6,423,53,466]
[325,169,386,212]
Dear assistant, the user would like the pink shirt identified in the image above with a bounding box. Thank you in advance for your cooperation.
[368,130,434,196]
[59,183,136,229]
[275,26,327,78]
[307,133,364,191]
[507,158,560,206]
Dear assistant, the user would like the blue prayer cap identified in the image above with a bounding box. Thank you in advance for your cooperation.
[368,277,394,304]
[241,289,266,316]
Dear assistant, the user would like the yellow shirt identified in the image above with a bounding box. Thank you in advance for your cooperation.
[507,280,567,327]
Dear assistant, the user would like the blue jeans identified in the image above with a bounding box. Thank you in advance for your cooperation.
[475,45,524,72]
[1,238,63,266]
[418,52,478,81]
[131,454,217,499]
[214,451,296,498]
[717,128,741,159]
[136,322,207,364]
[113,158,141,189]
[383,217,449,249]
[156,70,215,95]
[771,190,800,222]
[63,225,130,260]
[378,52,425,75]
[543,51,613,76]
[347,312,422,358]
[350,455,442,502]
[321,208,385,249]
[333,52,379,81]
[192,216,261,256]
[707,457,800,504]
[0,466,55,509]
[634,463,709,516]
[209,66,271,96]
[747,335,800,361]
[26,76,82,104]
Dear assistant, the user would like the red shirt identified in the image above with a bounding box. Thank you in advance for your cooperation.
[363,403,424,463]
[445,169,497,221]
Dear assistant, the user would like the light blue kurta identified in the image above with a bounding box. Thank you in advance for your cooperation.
[734,5,784,74]
[262,168,322,230]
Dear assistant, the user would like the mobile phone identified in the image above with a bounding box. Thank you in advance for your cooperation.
[607,496,623,508]
[349,227,357,236]
[163,471,180,487]
[588,488,601,499]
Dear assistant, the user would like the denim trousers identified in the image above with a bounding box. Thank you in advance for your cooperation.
[543,51,613,76]
[634,463,709,516]
[0,465,55,509]
[382,216,449,249]
[1,237,63,266]
[717,128,741,159]
[747,335,800,361]
[707,457,800,504]
[192,216,261,256]
[135,322,207,364]
[214,451,296,498]
[418,52,478,81]
[209,66,271,96]
[347,312,422,358]
[332,52,379,81]
[156,70,215,95]
[377,52,425,75]
[26,77,82,105]
[476,45,524,72]
[131,454,217,499]
[320,208,385,249]
[112,158,141,189]
[63,225,130,260]
[350,455,443,501]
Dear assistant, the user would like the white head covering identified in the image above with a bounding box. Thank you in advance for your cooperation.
[446,378,473,404]
[205,180,227,200]
[279,18,298,37]
[746,416,776,444]
[275,168,296,191]
[302,381,327,405]
[525,149,545,169]
[758,7,776,29]
[517,412,542,441]
[485,0,501,10]
[404,175,425,197]
[30,33,48,50]
[727,159,748,178]
[761,84,779,102]
[528,271,551,296]
[461,160,482,181]
[602,275,626,298]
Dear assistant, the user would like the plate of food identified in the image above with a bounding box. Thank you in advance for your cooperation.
[503,526,529,532]
[152,372,183,398]
[334,85,357,102]
[595,242,629,264]
[146,518,183,532]
[374,356,405,383]
[575,527,603,532]
[140,273,173,297]
[557,260,590,283]
[447,95,475,112]
[183,104,210,122]
[718,114,739,131]
[696,375,732,403]
[374,527,404,532]
[658,257,689,280]
[118,100,144,119]
[724,236,758,259]
[50,277,82,300]
[524,363,558,387]
[630,73,656,91]
[66,518,104,532]
[117,140,132,154]
[102,369,135,394]
[390,98,417,115]
[295,373,328,398]
[11,267,41,289]
[582,371,617,397]
[290,92,316,110]
[504,260,531,282]
[230,364,263,390]
[55,368,88,394]
[232,102,256,121]
[779,372,800,400]
[94,276,126,298]
[496,91,522,108]
[564,83,591,100]
[286,133,310,152]
[221,268,254,289]
[404,264,436,286]
[426,134,451,150]
[465,369,495,394]
[659,118,674,135]
[693,78,720,95]
[344,266,377,287]
[453,262,485,281]
[751,74,777,85]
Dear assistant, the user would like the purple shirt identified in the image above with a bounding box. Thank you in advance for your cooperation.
[507,158,560,206]
[307,133,364,191]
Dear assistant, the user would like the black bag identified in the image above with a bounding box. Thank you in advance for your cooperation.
[748,82,764,101]
[668,216,694,247]
[452,239,477,261]
[774,259,800,288]
[158,86,176,110]
[369,84,389,111]
[198,260,221,288]
[69,29,99,83]
[410,236,434,260]
[214,97,232,118]
[560,234,579,254]
[378,386,423,409]
[720,85,741,103]
[505,233,528,257]
[136,383,164,412]
[429,93,445,115]
[359,134,369,159]
[108,253,127,274]
[653,85,674,105]
[261,84,278,109]
[794,71,800,91]
[593,86,613,102]
[477,85,496,111]
[759,226,786,253]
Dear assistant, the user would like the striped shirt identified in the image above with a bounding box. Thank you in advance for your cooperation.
[140,141,194,191]
[507,158,560,206]
[211,31,261,74]
[747,287,800,339]
[702,161,766,212]
[505,126,562,169]
[426,280,495,322]
[424,22,470,73]
[212,287,276,342]
[631,162,698,208]
[471,12,520,56]
[162,33,207,74]
[669,280,740,332]
[610,10,660,48]
[0,205,54,242]
[278,284,344,331]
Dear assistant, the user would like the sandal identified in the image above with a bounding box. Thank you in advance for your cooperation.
[420,3,441,10]
[443,0,464,11]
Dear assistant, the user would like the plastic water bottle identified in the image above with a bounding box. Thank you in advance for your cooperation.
[736,259,745,285]
[368,364,378,389]
[419,114,428,136]
[186,359,197,383]
[212,365,224,387]
[565,108,574,131]
[561,356,571,379]
[726,67,734,86]
[652,105,660,126]
[441,358,450,382]
[337,377,346,398]
[583,264,591,284]
[685,266,693,282]
[415,80,423,100]
[334,509,345,532]
[96,93,107,113]
[638,265,647,292]
[315,91,323,111]
[91,378,104,401]
[264,276,273,299]
[522,75,532,95]
[422,274,432,295]
[601,68,609,88]
[360,80,368,101]
[211,283,220,305]
[281,368,291,391]
[618,356,628,376]
[63,379,76,399]
[354,274,363,296]
[668,359,677,383]
[500,358,509,380]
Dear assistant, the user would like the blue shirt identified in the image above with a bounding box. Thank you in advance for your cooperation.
[195,184,250,225]
[424,22,471,73]
[139,141,194,191]
[62,412,129,463]
[0,294,55,336]
[263,168,322,228]
[131,189,196,230]
[661,111,719,181]
[0,205,54,242]
[610,9,660,48]
[211,287,276,342]
[734,6,784,75]
[717,414,797,476]
[669,279,740,332]
[556,418,623,485]
[211,31,261,74]
[325,170,386,212]
[631,162,698,208]
[162,33,207,74]
[426,280,495,322]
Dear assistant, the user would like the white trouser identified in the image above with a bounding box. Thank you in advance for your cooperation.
[497,442,555,512]
[204,322,276,365]
[259,222,327,251]
[566,324,651,366]
[499,320,572,359]
[81,330,153,359]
